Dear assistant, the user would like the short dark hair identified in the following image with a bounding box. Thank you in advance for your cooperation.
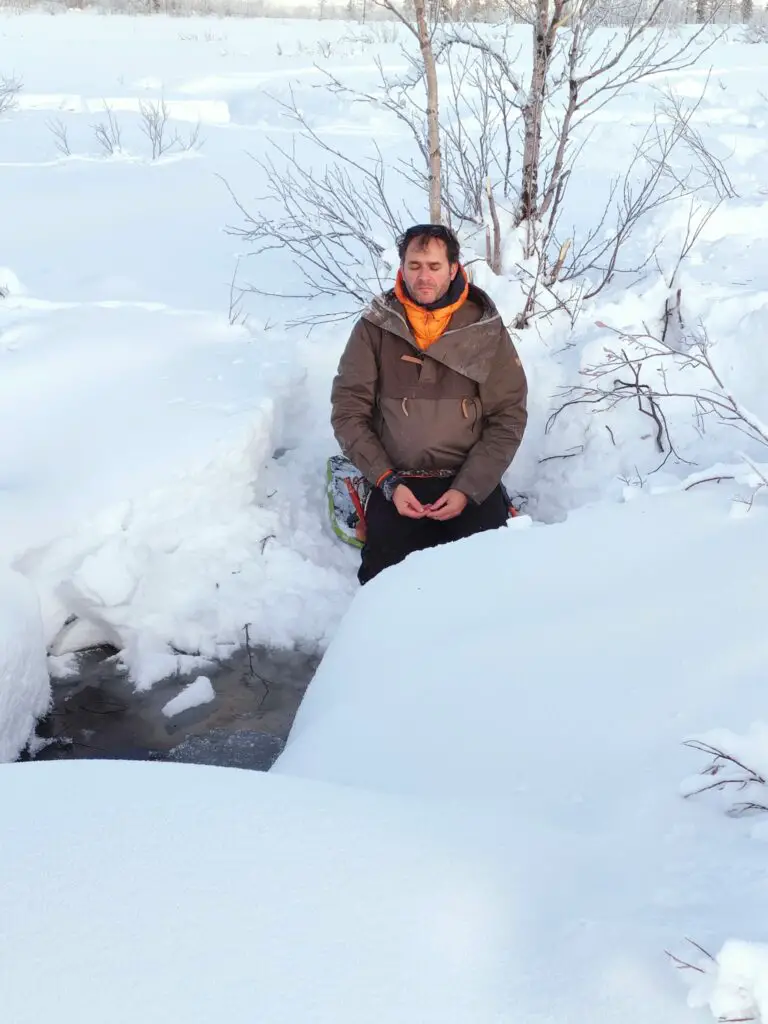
[396,224,460,265]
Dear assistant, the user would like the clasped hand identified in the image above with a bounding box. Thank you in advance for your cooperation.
[392,484,467,521]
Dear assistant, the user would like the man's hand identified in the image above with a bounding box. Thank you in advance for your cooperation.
[425,488,468,520]
[393,484,427,518]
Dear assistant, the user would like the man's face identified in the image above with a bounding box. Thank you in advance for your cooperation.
[401,237,458,305]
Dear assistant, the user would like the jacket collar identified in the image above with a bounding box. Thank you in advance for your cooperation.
[361,281,503,384]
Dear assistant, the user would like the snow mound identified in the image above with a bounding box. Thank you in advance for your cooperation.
[0,267,25,297]
[274,487,768,805]
[685,939,768,1023]
[0,568,51,762]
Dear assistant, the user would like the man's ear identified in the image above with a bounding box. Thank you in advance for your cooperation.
[450,263,459,281]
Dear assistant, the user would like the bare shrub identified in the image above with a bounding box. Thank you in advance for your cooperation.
[89,99,203,160]
[220,88,411,327]
[740,21,768,41]
[225,0,737,332]
[92,102,123,155]
[545,278,768,476]
[0,73,22,117]
[47,116,71,157]
[139,98,202,158]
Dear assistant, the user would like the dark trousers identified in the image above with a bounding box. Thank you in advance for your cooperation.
[358,476,508,585]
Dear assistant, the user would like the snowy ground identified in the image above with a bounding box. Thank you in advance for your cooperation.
[4,485,768,1023]
[1,758,517,1024]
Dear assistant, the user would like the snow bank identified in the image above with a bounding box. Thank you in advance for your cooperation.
[274,487,768,802]
[273,486,768,1021]
[18,408,355,689]
[0,568,50,762]
[686,939,768,1023]
[0,759,514,1024]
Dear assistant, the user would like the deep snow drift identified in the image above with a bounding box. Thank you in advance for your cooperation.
[274,484,768,1023]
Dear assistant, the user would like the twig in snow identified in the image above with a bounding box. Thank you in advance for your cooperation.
[683,739,766,791]
[684,475,736,490]
[47,116,71,156]
[538,446,585,463]
[228,256,248,327]
[244,623,255,678]
[683,739,768,817]
[664,949,707,974]
[0,73,22,117]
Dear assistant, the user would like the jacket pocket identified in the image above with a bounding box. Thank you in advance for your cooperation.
[461,397,482,428]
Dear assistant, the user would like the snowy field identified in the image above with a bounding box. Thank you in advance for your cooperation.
[2,9,768,1023]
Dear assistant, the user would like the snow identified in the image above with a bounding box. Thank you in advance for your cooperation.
[0,759,515,1024]
[161,674,215,716]
[274,486,768,803]
[0,567,51,761]
[4,486,768,1022]
[687,940,768,1023]
[274,485,768,1023]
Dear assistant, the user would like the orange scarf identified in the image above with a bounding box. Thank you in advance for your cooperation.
[394,266,469,350]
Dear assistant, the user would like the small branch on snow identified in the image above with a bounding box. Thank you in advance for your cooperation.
[683,739,766,788]
[683,475,736,490]
[664,950,707,974]
[538,446,585,463]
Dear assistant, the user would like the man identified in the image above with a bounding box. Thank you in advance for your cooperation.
[330,223,528,585]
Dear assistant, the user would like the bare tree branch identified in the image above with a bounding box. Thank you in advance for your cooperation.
[546,288,768,481]
[219,86,415,324]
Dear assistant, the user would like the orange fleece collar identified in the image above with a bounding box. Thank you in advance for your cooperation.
[394,266,469,351]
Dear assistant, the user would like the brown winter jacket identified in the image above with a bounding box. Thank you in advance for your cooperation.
[330,281,528,504]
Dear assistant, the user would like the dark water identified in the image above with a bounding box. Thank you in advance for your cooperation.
[27,643,321,771]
